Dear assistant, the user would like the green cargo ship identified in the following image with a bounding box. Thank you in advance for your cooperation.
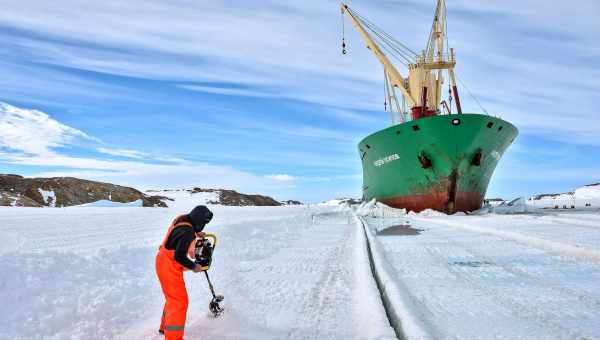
[342,1,518,213]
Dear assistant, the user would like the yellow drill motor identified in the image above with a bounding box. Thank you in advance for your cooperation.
[194,233,224,317]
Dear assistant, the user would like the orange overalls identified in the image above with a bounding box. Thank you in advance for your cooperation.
[156,216,197,340]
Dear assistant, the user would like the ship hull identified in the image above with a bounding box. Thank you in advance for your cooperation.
[358,114,518,214]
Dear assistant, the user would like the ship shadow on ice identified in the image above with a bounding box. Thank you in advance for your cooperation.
[376,224,424,236]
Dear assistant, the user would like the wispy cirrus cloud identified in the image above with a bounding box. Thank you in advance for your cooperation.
[179,84,276,99]
[0,0,597,145]
[97,147,147,159]
[265,174,297,182]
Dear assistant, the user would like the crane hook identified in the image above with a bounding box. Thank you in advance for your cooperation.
[341,4,346,55]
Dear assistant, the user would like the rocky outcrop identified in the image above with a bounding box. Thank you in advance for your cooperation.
[281,200,303,205]
[220,189,281,206]
[189,187,282,206]
[0,174,168,207]
[0,191,42,207]
[150,187,289,206]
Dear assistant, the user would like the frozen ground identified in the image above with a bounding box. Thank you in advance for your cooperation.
[360,205,600,339]
[0,202,394,340]
[2,195,600,340]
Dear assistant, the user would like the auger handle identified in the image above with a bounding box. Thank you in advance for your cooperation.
[202,233,218,248]
[204,271,217,298]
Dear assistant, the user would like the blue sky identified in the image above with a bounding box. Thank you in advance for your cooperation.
[0,0,599,203]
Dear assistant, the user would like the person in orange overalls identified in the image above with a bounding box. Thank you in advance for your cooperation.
[156,205,213,339]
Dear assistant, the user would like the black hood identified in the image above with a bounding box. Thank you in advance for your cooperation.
[187,205,213,232]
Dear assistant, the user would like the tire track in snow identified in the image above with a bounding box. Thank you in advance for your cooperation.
[287,231,352,339]
[411,217,600,263]
[286,212,396,340]
[537,215,600,230]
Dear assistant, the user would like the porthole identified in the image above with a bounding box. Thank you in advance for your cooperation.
[487,122,494,128]
[498,126,503,132]
[412,125,420,131]
[396,130,401,135]
[366,144,371,149]
[451,118,461,126]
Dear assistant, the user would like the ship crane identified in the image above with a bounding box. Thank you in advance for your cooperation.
[341,0,463,123]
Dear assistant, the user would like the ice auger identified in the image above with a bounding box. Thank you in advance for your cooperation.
[194,233,224,317]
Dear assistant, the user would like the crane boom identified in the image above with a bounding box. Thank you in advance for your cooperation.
[341,4,416,106]
[341,0,461,121]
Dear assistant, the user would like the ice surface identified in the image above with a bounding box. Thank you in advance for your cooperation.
[361,207,600,339]
[3,192,599,339]
[76,199,143,207]
[0,203,394,340]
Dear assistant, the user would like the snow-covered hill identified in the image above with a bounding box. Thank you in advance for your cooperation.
[484,183,600,214]
[0,174,301,209]
[146,187,297,207]
[526,182,600,210]
[319,198,361,206]
[0,174,167,207]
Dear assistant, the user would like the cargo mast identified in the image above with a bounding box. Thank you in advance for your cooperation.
[341,0,462,123]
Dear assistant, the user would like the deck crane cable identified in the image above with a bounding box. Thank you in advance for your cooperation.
[354,18,415,64]
[348,7,417,64]
[383,69,388,112]
[343,8,412,67]
[384,69,405,124]
[360,22,414,63]
[351,8,418,59]
[369,30,412,67]
[376,36,411,67]
[456,75,489,115]
[357,23,411,66]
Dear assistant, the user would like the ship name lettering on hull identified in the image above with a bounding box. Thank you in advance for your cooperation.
[374,154,400,167]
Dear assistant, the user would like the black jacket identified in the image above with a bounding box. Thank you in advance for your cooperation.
[165,225,196,270]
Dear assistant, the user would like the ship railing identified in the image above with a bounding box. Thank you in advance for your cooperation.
[415,54,456,65]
